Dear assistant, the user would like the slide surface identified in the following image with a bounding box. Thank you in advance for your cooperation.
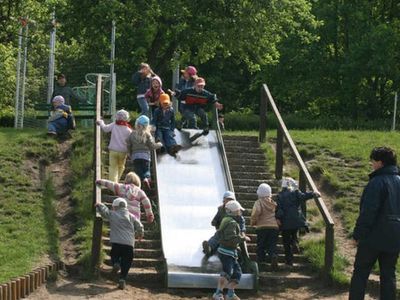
[155,129,256,289]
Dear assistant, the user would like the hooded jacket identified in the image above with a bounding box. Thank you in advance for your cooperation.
[144,76,164,105]
[250,197,279,229]
[353,165,400,252]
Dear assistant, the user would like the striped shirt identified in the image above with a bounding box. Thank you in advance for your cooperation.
[217,246,238,258]
[97,179,153,221]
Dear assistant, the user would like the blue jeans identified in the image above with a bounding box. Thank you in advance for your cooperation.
[183,105,208,129]
[349,243,399,300]
[137,96,149,116]
[133,159,150,180]
[256,228,279,261]
[156,128,177,151]
[48,118,69,134]
[208,233,219,253]
[218,252,242,283]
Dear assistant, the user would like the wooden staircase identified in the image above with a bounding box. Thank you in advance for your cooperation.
[223,135,316,286]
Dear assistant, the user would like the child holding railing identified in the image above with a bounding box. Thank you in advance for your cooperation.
[97,109,132,183]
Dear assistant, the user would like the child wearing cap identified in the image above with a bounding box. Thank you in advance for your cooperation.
[47,95,76,136]
[213,200,250,300]
[275,177,320,265]
[144,76,164,119]
[151,93,182,157]
[96,197,144,290]
[132,63,155,116]
[250,183,279,270]
[96,172,155,224]
[126,115,162,189]
[178,77,223,133]
[97,110,132,183]
[202,191,246,257]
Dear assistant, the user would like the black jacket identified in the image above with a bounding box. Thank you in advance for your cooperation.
[275,189,315,230]
[353,165,400,252]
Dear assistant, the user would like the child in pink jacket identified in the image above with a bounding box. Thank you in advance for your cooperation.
[96,172,154,223]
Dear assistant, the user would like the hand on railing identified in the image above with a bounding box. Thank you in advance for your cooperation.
[137,233,144,242]
[214,102,223,110]
[147,214,155,224]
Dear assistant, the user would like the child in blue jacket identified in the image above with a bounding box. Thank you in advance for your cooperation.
[151,93,182,157]
[47,95,75,136]
[275,177,320,265]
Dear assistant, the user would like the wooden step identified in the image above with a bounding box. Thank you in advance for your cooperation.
[223,136,259,142]
[232,178,275,187]
[227,152,266,160]
[229,171,272,180]
[229,165,267,173]
[103,237,161,249]
[228,158,266,166]
[100,265,166,286]
[104,246,163,258]
[224,146,264,154]
[104,257,165,269]
[258,271,316,287]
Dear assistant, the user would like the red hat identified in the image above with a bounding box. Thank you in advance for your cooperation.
[181,66,197,77]
[195,77,206,86]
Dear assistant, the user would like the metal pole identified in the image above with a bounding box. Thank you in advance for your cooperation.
[110,20,116,119]
[392,92,398,131]
[171,52,180,112]
[20,24,29,129]
[47,11,56,104]
[14,27,23,128]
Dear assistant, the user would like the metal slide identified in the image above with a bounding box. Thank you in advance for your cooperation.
[155,129,257,289]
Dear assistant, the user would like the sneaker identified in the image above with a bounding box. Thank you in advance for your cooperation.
[118,279,126,290]
[202,128,209,136]
[225,293,240,300]
[212,292,224,300]
[143,178,151,189]
[112,263,120,275]
[202,240,211,256]
[47,131,57,136]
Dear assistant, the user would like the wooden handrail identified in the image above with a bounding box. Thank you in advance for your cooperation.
[90,75,104,273]
[259,83,335,275]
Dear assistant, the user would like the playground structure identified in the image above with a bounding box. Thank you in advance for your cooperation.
[89,74,334,290]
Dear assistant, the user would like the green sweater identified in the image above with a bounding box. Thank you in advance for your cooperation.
[217,216,245,250]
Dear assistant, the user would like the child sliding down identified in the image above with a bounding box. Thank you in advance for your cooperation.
[151,93,182,157]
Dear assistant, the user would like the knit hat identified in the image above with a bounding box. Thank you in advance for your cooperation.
[225,200,245,214]
[112,197,127,209]
[281,177,298,190]
[52,95,65,105]
[223,191,236,201]
[195,77,206,86]
[151,76,162,87]
[115,109,130,121]
[257,183,272,198]
[159,93,171,107]
[135,115,150,127]
[181,66,197,77]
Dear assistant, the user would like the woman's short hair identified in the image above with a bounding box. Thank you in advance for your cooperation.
[370,147,397,166]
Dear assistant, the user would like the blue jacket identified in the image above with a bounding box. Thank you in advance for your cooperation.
[174,77,196,98]
[132,71,152,95]
[275,189,315,230]
[353,165,400,252]
[151,107,175,131]
[178,87,217,108]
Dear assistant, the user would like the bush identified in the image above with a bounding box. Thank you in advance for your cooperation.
[0,107,14,127]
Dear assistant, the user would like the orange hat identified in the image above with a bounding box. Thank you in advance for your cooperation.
[159,93,171,107]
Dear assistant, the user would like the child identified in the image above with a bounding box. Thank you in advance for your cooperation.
[178,77,223,133]
[218,113,225,131]
[250,183,279,270]
[202,191,246,257]
[151,93,182,157]
[96,197,144,290]
[132,63,155,116]
[97,110,132,183]
[96,172,154,224]
[47,95,76,136]
[144,76,164,119]
[126,115,162,189]
[213,200,250,300]
[275,177,320,266]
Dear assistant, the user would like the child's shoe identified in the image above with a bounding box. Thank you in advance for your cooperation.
[47,131,56,136]
[212,292,224,300]
[202,240,211,256]
[112,262,121,275]
[118,279,126,290]
[143,178,151,190]
[225,293,240,300]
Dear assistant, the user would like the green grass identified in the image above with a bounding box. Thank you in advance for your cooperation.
[0,128,58,284]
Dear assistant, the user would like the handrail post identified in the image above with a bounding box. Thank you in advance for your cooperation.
[275,126,283,180]
[299,170,307,219]
[90,75,104,274]
[325,224,334,276]
[259,87,267,143]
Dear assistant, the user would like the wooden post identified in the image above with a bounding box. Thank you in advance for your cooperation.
[91,216,103,273]
[24,275,30,296]
[11,281,16,300]
[299,170,307,219]
[15,279,20,300]
[259,86,267,143]
[19,277,25,299]
[325,224,335,276]
[29,273,34,293]
[0,285,3,300]
[275,127,284,180]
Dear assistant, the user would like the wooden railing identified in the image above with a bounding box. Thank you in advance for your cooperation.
[259,83,335,275]
[90,75,104,273]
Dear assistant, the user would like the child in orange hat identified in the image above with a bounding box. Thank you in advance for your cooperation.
[151,93,182,157]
